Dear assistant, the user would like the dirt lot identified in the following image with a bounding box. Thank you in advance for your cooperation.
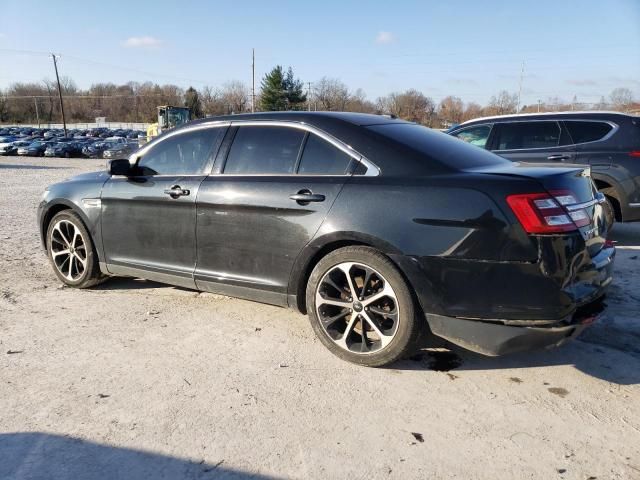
[1,156,639,480]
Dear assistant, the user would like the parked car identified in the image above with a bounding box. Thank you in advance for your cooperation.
[44,139,81,158]
[38,112,614,366]
[18,140,51,156]
[102,141,137,159]
[0,140,31,156]
[82,138,126,158]
[447,111,640,225]
[0,136,19,154]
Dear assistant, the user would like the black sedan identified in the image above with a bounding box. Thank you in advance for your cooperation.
[44,139,79,158]
[18,140,51,156]
[102,141,137,159]
[37,112,615,366]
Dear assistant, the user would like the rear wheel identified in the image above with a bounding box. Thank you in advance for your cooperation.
[306,246,422,367]
[46,210,106,288]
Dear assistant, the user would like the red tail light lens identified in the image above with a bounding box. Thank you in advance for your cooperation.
[629,151,640,158]
[506,192,590,234]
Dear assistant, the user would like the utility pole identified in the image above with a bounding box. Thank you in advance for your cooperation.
[51,53,67,137]
[537,99,541,113]
[251,48,255,113]
[307,82,312,111]
[34,97,40,128]
[516,60,525,113]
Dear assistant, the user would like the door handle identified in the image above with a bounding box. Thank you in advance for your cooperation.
[289,190,325,205]
[163,185,190,198]
[547,154,571,161]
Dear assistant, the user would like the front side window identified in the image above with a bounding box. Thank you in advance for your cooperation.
[451,124,492,148]
[298,134,352,175]
[224,126,305,175]
[494,121,561,150]
[137,128,221,176]
[564,121,613,144]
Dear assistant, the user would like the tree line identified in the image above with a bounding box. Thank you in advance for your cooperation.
[1,65,637,126]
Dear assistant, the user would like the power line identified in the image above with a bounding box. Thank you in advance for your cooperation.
[0,48,210,85]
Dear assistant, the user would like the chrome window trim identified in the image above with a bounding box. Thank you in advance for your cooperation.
[492,120,563,153]
[129,121,231,164]
[129,119,381,177]
[225,120,380,177]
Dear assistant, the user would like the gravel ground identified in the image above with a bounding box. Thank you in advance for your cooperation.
[1,156,639,480]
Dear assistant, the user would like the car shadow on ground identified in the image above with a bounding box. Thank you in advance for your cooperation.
[92,277,190,292]
[0,432,279,480]
[394,332,640,386]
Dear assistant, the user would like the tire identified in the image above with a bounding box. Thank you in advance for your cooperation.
[46,210,107,288]
[64,152,70,158]
[306,246,422,367]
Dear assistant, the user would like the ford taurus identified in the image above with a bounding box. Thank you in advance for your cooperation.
[38,112,615,366]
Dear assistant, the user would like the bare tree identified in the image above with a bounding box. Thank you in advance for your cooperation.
[314,77,351,111]
[438,96,464,125]
[377,89,436,125]
[486,91,518,115]
[461,102,483,122]
[610,87,634,111]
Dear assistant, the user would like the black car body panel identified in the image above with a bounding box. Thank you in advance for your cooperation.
[448,111,640,222]
[38,112,615,356]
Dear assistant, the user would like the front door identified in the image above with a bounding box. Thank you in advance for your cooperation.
[101,126,225,288]
[491,120,577,164]
[194,125,356,305]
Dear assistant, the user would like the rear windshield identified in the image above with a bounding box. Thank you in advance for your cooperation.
[367,123,509,170]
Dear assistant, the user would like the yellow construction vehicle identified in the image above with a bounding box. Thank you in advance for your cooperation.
[146,105,191,142]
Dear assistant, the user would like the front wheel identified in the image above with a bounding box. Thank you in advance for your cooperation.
[46,210,106,288]
[306,246,422,367]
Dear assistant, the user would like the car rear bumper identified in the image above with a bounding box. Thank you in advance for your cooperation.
[426,297,606,356]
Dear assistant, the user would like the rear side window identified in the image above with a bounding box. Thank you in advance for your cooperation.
[564,121,613,144]
[495,121,560,150]
[367,123,509,170]
[224,126,305,174]
[451,124,492,148]
[298,134,352,175]
[138,128,221,175]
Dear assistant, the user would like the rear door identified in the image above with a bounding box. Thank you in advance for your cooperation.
[490,120,577,164]
[563,120,616,169]
[194,123,357,305]
[101,126,225,288]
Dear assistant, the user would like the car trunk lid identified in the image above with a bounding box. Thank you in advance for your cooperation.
[472,162,608,255]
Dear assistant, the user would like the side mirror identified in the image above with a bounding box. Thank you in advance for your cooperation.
[107,158,133,176]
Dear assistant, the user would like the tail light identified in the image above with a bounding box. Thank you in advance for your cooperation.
[506,190,590,234]
[629,151,640,158]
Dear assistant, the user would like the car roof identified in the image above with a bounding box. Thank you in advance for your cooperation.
[456,110,636,127]
[188,111,408,128]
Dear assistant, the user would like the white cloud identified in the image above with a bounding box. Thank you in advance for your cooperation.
[375,31,395,45]
[121,36,162,48]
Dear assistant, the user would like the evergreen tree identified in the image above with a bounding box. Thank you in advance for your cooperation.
[260,66,287,111]
[184,86,203,118]
[283,67,307,109]
[260,66,307,111]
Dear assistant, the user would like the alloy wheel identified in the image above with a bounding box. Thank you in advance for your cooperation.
[50,220,87,282]
[315,262,400,354]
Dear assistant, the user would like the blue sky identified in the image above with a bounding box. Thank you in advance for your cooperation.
[1,0,639,106]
